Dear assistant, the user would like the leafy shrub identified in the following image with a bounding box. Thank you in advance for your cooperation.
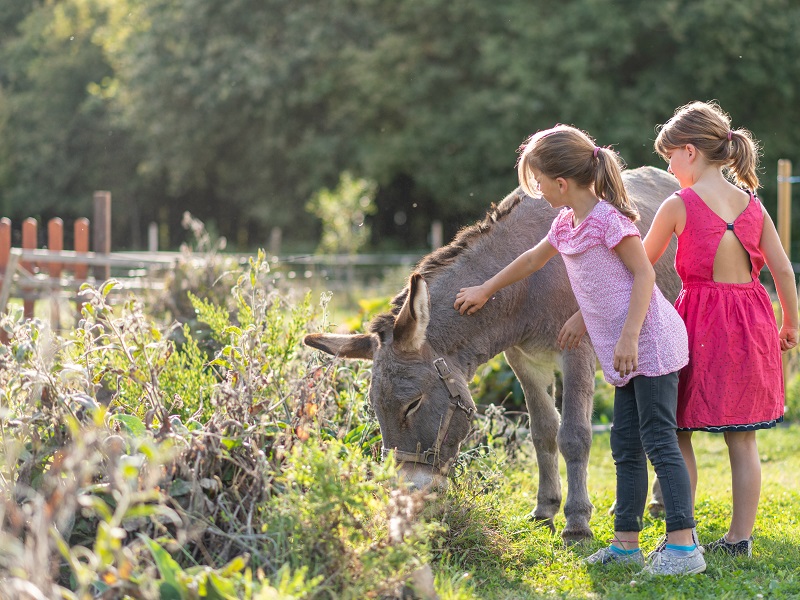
[0,249,431,598]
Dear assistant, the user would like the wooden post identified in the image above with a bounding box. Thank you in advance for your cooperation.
[74,218,90,317]
[48,219,64,277]
[269,226,282,257]
[778,160,792,257]
[48,218,63,329]
[74,218,90,281]
[778,159,793,388]
[21,218,38,320]
[158,206,169,251]
[93,191,111,280]
[430,220,443,250]
[148,222,159,252]
[0,218,10,343]
[0,218,10,276]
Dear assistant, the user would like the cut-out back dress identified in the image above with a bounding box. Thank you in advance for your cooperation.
[673,187,784,431]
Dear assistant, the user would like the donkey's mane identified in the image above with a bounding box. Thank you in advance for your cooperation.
[369,189,526,337]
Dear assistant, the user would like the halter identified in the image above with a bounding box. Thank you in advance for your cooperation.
[381,357,476,472]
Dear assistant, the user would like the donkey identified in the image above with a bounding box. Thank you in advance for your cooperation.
[304,166,681,542]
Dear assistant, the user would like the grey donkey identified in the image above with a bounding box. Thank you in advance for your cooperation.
[304,166,680,543]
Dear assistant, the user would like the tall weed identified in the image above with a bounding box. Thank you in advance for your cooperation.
[0,249,430,598]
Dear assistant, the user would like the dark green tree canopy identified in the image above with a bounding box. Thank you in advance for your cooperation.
[1,0,799,251]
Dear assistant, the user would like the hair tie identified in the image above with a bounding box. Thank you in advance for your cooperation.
[593,146,600,159]
[727,130,733,141]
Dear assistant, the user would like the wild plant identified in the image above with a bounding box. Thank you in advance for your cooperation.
[0,248,436,599]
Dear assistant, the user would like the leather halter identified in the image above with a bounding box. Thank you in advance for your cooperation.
[381,357,476,472]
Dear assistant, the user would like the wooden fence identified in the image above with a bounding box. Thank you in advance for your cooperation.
[0,212,186,328]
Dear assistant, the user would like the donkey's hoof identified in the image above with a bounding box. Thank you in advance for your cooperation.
[561,526,594,545]
[647,500,665,518]
[527,514,556,534]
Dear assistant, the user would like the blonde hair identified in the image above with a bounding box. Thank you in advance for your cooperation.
[654,101,761,190]
[517,124,638,221]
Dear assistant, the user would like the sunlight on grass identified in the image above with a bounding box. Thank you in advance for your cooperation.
[436,425,800,599]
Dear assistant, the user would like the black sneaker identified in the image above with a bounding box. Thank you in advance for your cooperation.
[704,535,753,557]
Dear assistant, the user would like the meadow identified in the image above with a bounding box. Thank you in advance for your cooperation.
[0,249,798,599]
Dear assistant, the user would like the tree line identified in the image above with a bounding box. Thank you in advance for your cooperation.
[1,0,799,253]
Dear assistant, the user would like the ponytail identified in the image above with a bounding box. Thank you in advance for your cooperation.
[518,125,638,221]
[594,147,638,221]
[728,129,760,191]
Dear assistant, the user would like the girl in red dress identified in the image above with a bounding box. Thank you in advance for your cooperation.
[644,101,799,556]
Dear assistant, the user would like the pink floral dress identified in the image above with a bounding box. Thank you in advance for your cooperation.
[547,201,688,386]
[673,188,784,431]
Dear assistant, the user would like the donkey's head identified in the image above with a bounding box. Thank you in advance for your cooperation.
[304,273,475,489]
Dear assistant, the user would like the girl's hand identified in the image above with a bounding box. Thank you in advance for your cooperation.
[455,285,490,315]
[613,334,639,377]
[558,311,587,350]
[779,325,798,352]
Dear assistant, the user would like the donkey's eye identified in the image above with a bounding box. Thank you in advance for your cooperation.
[404,397,422,419]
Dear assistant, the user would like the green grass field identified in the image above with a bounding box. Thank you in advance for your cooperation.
[432,424,800,600]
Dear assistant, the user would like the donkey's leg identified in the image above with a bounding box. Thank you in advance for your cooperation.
[649,477,665,517]
[556,344,596,543]
[504,347,561,533]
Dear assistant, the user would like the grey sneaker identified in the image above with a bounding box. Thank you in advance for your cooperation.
[643,547,706,575]
[648,527,704,558]
[585,546,645,566]
[704,535,753,557]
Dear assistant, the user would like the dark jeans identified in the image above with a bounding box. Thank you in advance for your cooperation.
[611,371,695,533]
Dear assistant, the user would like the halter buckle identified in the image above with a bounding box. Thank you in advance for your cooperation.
[433,357,451,379]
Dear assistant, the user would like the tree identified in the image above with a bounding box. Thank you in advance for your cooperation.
[2,0,799,252]
[306,172,377,255]
[0,0,146,246]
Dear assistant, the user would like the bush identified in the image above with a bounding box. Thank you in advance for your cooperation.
[0,250,433,599]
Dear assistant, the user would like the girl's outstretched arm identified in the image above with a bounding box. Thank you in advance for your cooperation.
[455,238,559,315]
[612,236,656,376]
[642,194,685,265]
[759,206,799,351]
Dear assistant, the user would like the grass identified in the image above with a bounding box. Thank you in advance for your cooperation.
[431,424,800,599]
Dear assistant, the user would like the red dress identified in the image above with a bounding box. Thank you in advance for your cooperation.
[673,188,784,431]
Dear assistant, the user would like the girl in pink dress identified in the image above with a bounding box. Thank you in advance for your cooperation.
[644,101,798,557]
[455,125,705,575]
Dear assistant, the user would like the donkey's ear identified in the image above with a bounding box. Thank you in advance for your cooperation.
[303,332,377,360]
[393,273,430,353]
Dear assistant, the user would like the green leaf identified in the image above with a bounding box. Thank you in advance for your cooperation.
[169,479,193,497]
[102,279,120,298]
[140,534,184,597]
[343,425,366,444]
[159,582,183,600]
[221,437,242,450]
[109,414,147,438]
[207,572,237,599]
[219,554,249,577]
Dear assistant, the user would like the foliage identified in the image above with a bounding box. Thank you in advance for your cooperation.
[306,172,377,256]
[0,0,148,239]
[262,441,440,599]
[470,355,525,410]
[3,1,800,250]
[150,211,243,324]
[0,256,432,598]
[784,369,800,423]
